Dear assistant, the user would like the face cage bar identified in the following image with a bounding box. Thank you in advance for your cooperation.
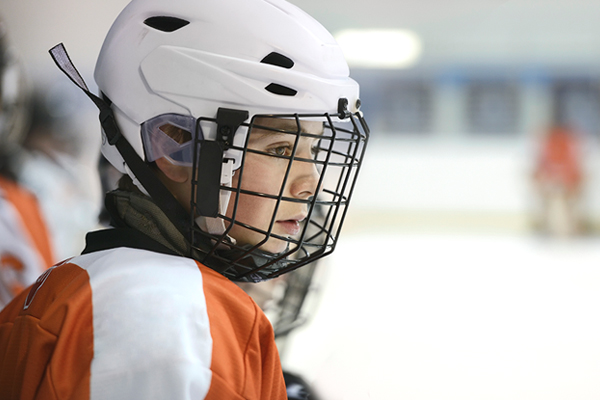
[189,111,369,281]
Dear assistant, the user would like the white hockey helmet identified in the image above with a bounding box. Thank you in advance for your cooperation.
[94,0,361,175]
[56,0,370,281]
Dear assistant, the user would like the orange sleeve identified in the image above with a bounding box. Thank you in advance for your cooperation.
[0,262,93,400]
[200,265,287,400]
[0,176,54,268]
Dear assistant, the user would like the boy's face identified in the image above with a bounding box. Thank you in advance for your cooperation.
[225,117,323,254]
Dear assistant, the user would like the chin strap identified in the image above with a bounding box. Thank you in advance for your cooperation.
[49,43,192,239]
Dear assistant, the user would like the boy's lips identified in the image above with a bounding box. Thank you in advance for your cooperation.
[276,220,301,236]
[276,214,306,236]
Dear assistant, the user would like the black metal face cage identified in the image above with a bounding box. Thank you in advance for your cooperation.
[190,111,369,282]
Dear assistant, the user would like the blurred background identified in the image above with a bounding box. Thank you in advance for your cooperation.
[3,0,600,398]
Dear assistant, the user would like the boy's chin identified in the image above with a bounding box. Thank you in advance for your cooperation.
[258,239,289,255]
[230,229,292,255]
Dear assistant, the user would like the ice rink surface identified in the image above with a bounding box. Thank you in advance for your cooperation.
[282,231,600,400]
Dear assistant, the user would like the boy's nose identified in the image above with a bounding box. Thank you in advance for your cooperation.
[289,159,320,200]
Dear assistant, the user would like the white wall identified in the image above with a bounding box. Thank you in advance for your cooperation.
[352,136,600,225]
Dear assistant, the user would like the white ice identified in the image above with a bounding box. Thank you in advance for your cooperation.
[283,232,600,400]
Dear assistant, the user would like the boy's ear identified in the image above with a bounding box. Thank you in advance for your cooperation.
[155,157,189,183]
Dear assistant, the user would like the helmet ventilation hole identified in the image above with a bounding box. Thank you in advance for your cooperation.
[144,16,190,32]
[260,52,294,69]
[265,83,297,96]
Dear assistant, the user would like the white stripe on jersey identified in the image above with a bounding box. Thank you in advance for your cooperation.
[73,247,213,400]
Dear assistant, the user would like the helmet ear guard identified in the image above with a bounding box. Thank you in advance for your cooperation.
[141,113,197,166]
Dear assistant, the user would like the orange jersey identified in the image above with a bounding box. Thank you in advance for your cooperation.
[0,176,54,308]
[0,242,286,399]
[535,127,582,188]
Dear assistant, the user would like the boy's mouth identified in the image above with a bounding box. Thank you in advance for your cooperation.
[276,214,306,236]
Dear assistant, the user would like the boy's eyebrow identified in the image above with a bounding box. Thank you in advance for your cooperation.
[250,119,324,137]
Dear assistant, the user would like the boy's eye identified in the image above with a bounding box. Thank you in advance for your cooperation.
[269,145,291,157]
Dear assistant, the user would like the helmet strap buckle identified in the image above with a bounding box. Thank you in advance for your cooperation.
[216,107,249,149]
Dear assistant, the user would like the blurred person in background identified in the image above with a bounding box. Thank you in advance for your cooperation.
[18,85,103,261]
[0,19,54,308]
[532,120,585,237]
[0,0,369,398]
